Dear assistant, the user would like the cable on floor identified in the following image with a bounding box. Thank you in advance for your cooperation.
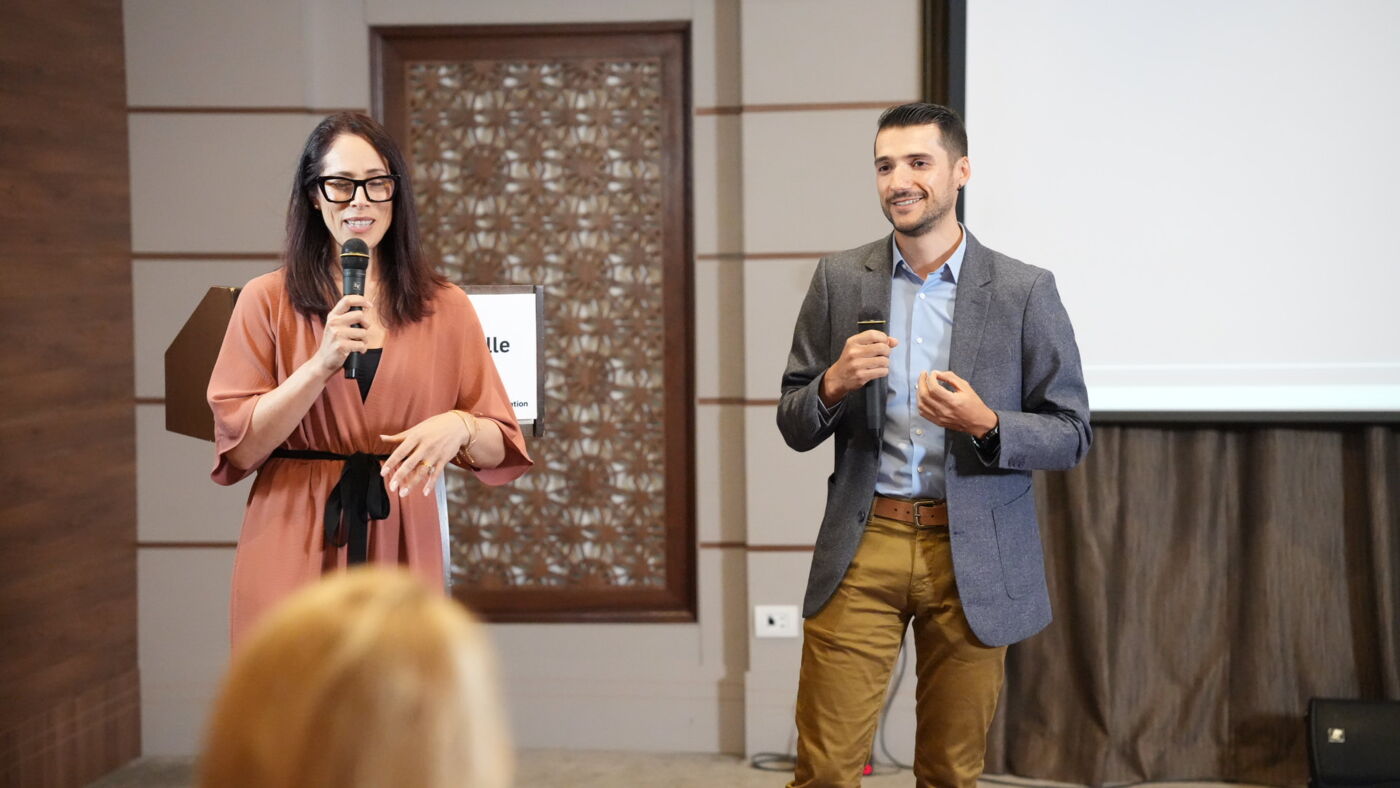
[748,752,797,772]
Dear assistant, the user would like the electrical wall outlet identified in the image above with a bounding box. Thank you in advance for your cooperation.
[753,604,800,638]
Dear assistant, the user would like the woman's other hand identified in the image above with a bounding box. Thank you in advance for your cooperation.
[379,412,471,497]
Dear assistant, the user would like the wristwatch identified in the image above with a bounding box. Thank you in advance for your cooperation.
[970,423,999,452]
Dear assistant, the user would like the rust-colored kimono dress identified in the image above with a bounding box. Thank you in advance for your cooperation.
[208,271,531,645]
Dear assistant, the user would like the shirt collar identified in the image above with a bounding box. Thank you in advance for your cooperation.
[892,224,966,284]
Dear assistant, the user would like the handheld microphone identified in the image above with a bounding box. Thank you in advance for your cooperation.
[857,309,888,434]
[340,239,370,379]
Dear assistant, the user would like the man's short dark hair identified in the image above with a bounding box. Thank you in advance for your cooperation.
[876,102,968,160]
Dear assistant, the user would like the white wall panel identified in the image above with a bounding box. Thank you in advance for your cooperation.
[696,257,746,399]
[743,407,830,546]
[137,548,234,755]
[136,404,249,543]
[492,624,699,681]
[695,548,748,679]
[740,109,892,254]
[505,674,743,751]
[694,114,744,256]
[742,257,820,401]
[743,666,799,759]
[301,0,373,111]
[740,0,919,106]
[129,114,322,254]
[696,404,748,544]
[124,0,308,107]
[693,0,741,109]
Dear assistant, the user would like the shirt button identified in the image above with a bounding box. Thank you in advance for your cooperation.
[915,429,924,436]
[919,293,927,300]
[917,465,925,472]
[916,337,924,344]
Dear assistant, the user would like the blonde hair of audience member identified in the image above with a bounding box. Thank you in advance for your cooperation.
[199,568,511,788]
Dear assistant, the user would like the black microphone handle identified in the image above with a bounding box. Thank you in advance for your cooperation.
[342,269,366,380]
[867,377,885,434]
[857,316,887,435]
[343,313,361,379]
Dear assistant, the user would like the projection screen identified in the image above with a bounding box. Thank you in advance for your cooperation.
[964,0,1400,417]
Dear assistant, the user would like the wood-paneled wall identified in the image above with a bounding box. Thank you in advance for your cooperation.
[0,0,140,785]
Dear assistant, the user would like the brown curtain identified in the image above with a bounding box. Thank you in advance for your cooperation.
[984,424,1400,786]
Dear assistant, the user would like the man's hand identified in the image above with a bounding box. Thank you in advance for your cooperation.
[820,331,900,408]
[918,370,998,437]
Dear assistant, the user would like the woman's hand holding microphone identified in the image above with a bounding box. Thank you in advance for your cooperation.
[313,295,374,376]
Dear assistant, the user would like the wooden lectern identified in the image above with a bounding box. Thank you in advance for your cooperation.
[165,287,240,442]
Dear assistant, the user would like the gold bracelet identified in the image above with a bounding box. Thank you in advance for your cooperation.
[451,410,479,468]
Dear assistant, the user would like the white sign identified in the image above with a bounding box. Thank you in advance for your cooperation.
[464,289,540,425]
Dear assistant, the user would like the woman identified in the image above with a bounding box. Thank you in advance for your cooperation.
[199,567,512,788]
[208,113,530,646]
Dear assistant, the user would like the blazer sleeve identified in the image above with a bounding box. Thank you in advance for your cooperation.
[992,270,1092,471]
[777,257,844,452]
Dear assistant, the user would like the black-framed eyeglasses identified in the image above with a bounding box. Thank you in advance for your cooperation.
[314,174,399,203]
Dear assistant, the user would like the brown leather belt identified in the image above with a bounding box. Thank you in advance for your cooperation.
[871,495,949,528]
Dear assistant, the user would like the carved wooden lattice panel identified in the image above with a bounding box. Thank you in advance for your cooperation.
[407,57,670,593]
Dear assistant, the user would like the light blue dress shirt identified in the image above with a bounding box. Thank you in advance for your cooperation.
[874,229,966,499]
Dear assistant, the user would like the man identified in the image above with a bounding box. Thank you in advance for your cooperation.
[777,102,1091,787]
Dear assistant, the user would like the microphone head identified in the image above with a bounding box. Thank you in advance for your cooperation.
[340,238,370,270]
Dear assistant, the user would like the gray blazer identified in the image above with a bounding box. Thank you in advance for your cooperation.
[777,230,1091,647]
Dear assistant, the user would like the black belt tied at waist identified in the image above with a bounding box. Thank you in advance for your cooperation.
[271,448,390,564]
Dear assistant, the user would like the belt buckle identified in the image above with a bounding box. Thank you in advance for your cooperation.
[911,499,945,529]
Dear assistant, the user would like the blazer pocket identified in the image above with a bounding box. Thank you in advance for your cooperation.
[991,482,1044,599]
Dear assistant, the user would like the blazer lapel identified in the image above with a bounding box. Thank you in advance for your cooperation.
[857,236,894,422]
[948,230,992,380]
[858,235,894,323]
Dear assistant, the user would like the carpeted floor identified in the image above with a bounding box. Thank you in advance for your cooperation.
[86,750,1279,787]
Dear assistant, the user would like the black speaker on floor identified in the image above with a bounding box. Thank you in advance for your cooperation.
[1308,698,1400,788]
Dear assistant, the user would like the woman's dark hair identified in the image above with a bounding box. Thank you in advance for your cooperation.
[876,102,968,161]
[284,112,446,327]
